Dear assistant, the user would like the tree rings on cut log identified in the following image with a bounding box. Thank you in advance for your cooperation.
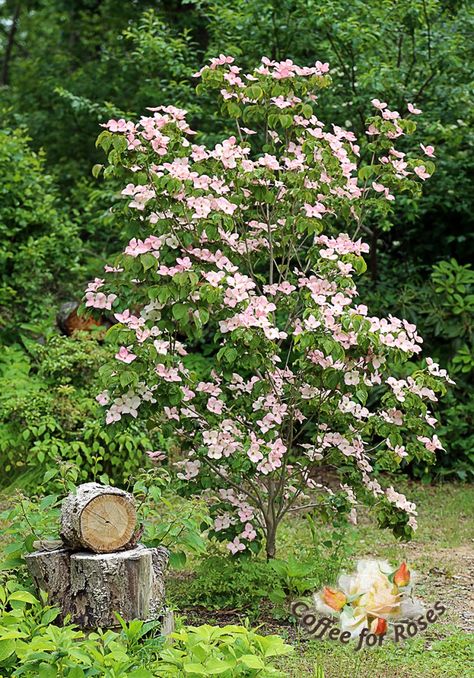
[60,482,137,553]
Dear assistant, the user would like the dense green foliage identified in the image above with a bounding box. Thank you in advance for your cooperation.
[0,128,82,336]
[364,258,474,479]
[0,334,160,485]
[0,582,293,676]
[2,0,472,261]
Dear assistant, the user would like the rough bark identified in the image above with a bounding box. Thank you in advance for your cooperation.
[26,544,170,629]
[265,523,277,561]
[160,607,175,635]
[60,482,137,553]
[25,547,72,616]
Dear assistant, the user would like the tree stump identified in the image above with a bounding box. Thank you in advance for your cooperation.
[24,547,72,616]
[27,483,172,631]
[60,482,137,553]
[25,544,170,629]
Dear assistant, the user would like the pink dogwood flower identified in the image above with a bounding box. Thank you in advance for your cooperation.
[115,346,137,364]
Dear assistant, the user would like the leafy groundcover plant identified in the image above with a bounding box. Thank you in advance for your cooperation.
[90,56,451,559]
[0,580,292,676]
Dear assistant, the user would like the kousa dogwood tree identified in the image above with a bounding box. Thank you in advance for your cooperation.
[89,56,451,560]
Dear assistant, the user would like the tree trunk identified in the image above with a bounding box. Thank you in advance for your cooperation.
[26,544,170,629]
[265,520,277,561]
[1,5,20,86]
[60,482,137,553]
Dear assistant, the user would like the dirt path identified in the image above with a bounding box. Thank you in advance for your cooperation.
[402,541,474,633]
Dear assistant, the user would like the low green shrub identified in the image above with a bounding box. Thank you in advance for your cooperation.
[158,624,293,676]
[0,335,162,487]
[0,577,293,677]
[175,556,276,619]
[132,469,212,569]
[173,502,356,621]
[173,528,354,622]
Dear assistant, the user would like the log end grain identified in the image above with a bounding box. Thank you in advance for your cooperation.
[60,482,137,553]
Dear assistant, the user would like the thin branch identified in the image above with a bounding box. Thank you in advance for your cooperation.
[0,22,28,57]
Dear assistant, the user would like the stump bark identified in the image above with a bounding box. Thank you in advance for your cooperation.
[25,544,170,628]
[60,482,137,553]
[24,547,72,616]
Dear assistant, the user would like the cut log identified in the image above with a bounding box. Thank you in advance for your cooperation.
[26,544,170,629]
[60,482,137,553]
[57,301,112,336]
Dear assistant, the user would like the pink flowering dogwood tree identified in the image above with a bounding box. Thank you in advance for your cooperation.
[89,56,450,559]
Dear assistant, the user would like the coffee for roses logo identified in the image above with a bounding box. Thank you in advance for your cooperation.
[292,559,445,650]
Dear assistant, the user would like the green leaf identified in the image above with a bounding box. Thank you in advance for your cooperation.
[0,629,27,640]
[141,253,157,271]
[92,163,103,178]
[183,663,208,674]
[96,130,112,151]
[198,308,210,325]
[39,495,58,510]
[42,469,58,483]
[268,589,286,604]
[227,102,241,118]
[239,654,265,669]
[204,658,236,674]
[38,666,59,678]
[9,590,38,604]
[0,638,16,662]
[120,371,135,388]
[169,551,187,569]
[353,256,367,275]
[172,303,188,321]
[41,607,61,625]
[223,347,238,364]
[259,635,294,657]
[280,114,293,128]
[358,165,375,181]
[68,668,87,678]
[246,85,263,100]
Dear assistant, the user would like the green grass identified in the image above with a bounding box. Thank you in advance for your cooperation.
[277,624,474,677]
[277,480,474,566]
